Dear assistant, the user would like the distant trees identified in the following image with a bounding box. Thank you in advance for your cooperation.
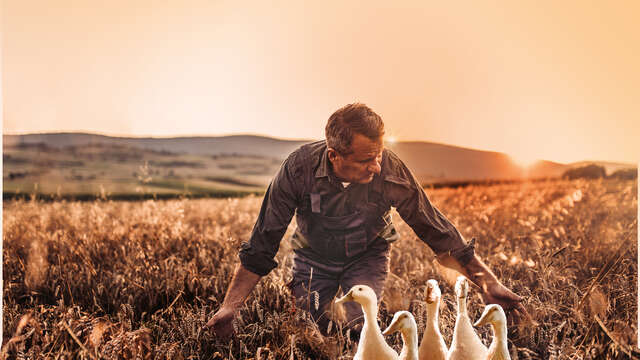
[609,168,638,180]
[562,164,637,180]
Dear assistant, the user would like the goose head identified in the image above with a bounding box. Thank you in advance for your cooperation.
[382,310,417,336]
[335,284,377,307]
[474,304,510,359]
[454,276,469,299]
[425,279,442,305]
[419,281,448,360]
[474,304,507,327]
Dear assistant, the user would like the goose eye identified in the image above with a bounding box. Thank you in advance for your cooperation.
[358,287,363,291]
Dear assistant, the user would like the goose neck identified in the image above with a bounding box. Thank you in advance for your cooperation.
[456,297,468,315]
[427,302,440,325]
[362,302,379,327]
[400,345,419,360]
[493,323,508,345]
[401,328,418,350]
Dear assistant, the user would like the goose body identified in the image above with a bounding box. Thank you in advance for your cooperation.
[419,279,448,360]
[447,276,488,360]
[335,285,399,360]
[383,311,419,360]
[474,304,511,360]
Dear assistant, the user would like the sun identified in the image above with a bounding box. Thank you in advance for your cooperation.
[509,152,539,168]
[385,136,397,145]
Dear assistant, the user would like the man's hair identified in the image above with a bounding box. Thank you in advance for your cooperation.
[325,103,385,155]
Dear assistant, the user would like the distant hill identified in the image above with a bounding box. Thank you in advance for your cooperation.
[3,132,635,183]
[385,141,569,181]
[3,133,308,158]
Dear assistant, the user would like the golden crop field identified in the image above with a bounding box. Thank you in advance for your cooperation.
[2,178,637,359]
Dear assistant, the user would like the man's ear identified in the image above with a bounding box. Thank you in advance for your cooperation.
[327,148,338,162]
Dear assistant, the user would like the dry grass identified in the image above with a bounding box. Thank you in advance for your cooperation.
[2,178,637,359]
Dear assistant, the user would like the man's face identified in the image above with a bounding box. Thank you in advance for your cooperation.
[328,133,383,184]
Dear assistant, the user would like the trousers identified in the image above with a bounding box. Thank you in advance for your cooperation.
[287,237,390,336]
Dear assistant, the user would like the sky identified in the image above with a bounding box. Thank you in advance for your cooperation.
[2,1,639,165]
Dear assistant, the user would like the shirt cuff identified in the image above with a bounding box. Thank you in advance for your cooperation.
[444,237,476,266]
[238,243,277,276]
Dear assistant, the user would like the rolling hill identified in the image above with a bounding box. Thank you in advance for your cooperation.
[3,133,635,197]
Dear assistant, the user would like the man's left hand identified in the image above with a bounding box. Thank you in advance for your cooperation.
[482,281,531,326]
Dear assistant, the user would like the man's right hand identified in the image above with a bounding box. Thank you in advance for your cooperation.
[202,264,262,339]
[203,306,236,339]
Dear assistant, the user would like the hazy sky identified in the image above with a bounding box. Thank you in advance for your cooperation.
[3,1,639,164]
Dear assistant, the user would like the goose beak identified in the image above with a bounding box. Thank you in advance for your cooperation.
[335,290,354,305]
[382,317,401,336]
[474,306,494,327]
[426,286,438,304]
[473,316,489,327]
[473,316,488,327]
[455,276,467,299]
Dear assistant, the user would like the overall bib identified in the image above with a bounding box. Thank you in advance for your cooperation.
[287,143,396,336]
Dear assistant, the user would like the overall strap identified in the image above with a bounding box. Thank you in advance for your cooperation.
[300,143,314,198]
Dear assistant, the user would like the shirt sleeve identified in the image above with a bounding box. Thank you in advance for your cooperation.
[384,151,475,265]
[238,150,303,276]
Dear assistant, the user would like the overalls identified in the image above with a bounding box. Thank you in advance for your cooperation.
[287,143,398,335]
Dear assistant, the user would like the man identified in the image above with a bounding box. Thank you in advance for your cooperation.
[205,103,527,338]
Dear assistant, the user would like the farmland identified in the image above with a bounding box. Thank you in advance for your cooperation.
[3,142,280,198]
[2,178,637,359]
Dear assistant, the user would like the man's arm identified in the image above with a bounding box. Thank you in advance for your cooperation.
[384,151,528,322]
[203,150,303,337]
[203,264,260,337]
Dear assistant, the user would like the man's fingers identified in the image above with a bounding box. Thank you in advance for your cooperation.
[504,305,525,328]
[505,302,536,328]
[512,292,523,302]
[513,302,536,325]
[203,317,215,331]
[515,302,528,314]
[202,316,236,340]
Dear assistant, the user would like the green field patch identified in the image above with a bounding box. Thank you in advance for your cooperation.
[3,190,263,202]
[202,176,262,188]
[148,160,205,168]
[146,179,262,194]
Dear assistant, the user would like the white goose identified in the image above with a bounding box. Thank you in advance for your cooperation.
[335,285,399,360]
[383,311,419,360]
[419,279,448,360]
[447,276,488,360]
[474,304,511,360]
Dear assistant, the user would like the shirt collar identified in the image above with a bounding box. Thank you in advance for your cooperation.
[316,147,347,188]
[315,147,331,178]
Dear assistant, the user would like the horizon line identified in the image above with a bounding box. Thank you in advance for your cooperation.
[4,130,637,166]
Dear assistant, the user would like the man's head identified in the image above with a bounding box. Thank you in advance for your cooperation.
[325,103,385,184]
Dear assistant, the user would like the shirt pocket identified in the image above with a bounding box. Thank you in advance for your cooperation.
[344,227,368,258]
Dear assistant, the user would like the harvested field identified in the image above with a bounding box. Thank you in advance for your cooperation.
[2,178,637,359]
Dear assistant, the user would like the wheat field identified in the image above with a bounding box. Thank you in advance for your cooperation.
[2,178,637,359]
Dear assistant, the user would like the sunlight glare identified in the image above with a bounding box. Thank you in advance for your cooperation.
[510,152,539,168]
